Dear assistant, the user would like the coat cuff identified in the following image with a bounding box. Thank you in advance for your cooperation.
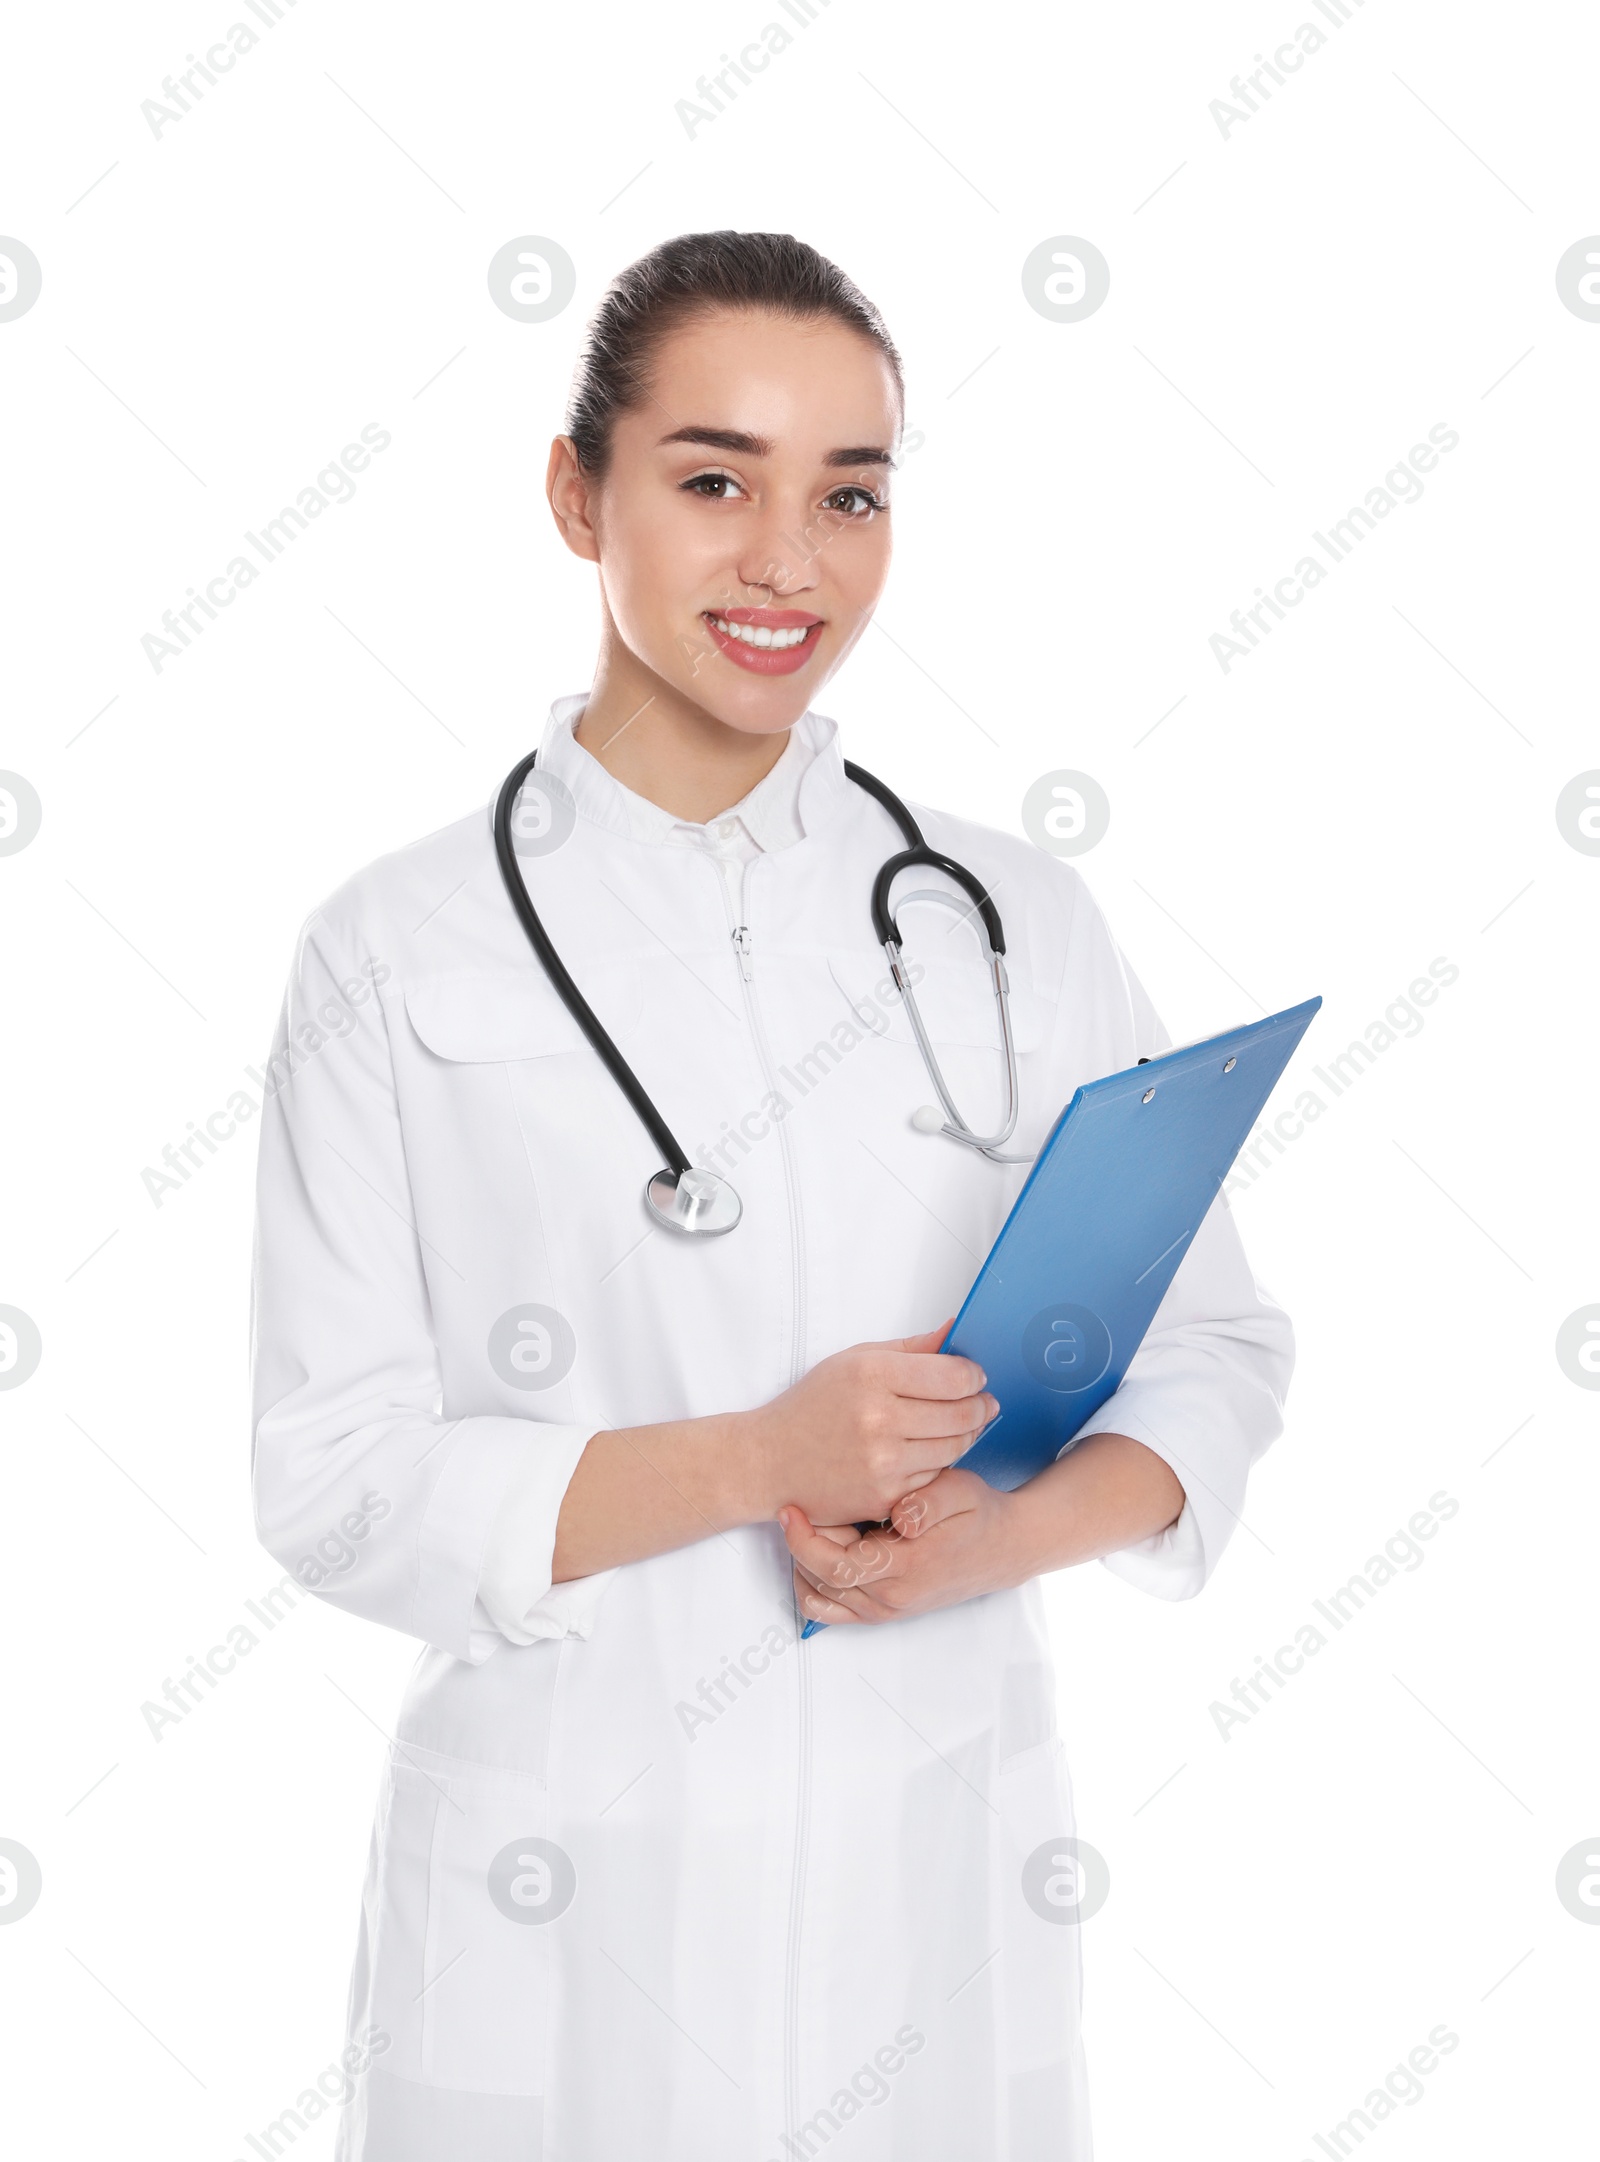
[472,1425,613,1653]
[1064,1395,1238,1603]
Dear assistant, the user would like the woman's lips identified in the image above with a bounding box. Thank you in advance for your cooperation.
[703,607,823,676]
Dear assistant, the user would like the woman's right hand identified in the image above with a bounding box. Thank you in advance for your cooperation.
[750,1322,998,1528]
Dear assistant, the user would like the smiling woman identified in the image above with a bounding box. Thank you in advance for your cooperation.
[550,232,902,779]
[251,228,1294,2160]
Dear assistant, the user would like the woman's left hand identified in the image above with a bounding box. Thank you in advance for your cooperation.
[779,1469,1033,1626]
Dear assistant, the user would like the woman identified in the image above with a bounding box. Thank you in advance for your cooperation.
[252,230,1293,2160]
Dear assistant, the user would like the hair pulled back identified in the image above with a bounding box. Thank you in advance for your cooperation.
[565,230,903,476]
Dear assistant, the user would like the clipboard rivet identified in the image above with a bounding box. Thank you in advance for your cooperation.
[1141,1087,1156,1103]
[1223,1056,1237,1072]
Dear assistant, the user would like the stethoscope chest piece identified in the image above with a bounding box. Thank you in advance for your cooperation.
[646,1165,742,1237]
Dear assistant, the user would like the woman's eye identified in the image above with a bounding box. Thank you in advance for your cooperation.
[682,470,747,501]
[824,485,887,517]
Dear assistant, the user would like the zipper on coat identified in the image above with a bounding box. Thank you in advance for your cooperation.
[707,861,812,2147]
[709,889,805,1387]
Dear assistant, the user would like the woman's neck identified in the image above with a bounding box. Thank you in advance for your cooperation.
[573,636,790,824]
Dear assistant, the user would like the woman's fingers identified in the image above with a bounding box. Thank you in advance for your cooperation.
[890,1468,983,1538]
[895,1390,999,1441]
[791,1552,887,1624]
[792,1552,896,1624]
[891,1349,987,1401]
[780,1508,899,1599]
[890,1318,957,1357]
[805,1520,860,1552]
[894,1411,992,1490]
[794,1574,867,1625]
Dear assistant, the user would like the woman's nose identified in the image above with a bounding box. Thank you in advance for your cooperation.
[735,537,819,602]
[732,485,836,600]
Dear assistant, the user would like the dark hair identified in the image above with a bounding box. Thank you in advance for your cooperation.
[565,230,903,476]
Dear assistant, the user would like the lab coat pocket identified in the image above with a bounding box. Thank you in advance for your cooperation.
[367,1744,559,2100]
[402,957,643,1064]
[399,959,649,1268]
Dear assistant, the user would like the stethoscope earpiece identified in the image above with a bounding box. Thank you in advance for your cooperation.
[911,1105,947,1134]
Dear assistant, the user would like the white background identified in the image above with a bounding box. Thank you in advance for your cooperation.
[2,1,1596,2154]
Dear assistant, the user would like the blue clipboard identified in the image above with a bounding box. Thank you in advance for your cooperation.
[800,994,1320,1636]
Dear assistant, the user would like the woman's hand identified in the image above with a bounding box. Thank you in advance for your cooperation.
[779,1468,1031,1625]
[752,1322,997,1529]
[549,1321,992,1584]
[777,1432,1189,1626]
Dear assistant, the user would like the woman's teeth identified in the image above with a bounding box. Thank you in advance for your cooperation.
[709,617,812,649]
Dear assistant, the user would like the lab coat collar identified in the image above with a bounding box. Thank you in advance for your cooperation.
[536,694,854,851]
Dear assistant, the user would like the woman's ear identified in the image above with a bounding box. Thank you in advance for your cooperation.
[546,435,601,564]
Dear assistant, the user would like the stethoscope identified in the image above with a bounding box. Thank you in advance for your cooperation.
[492,747,1030,1237]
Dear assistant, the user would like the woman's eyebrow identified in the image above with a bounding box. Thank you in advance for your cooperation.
[658,425,772,456]
[657,424,894,469]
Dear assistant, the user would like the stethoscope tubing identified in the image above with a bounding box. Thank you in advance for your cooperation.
[491,745,1022,1216]
[492,749,693,1180]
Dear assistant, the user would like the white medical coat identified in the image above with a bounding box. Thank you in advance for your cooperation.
[250,697,1294,2160]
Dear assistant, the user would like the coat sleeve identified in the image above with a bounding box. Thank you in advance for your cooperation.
[477,1470,616,1644]
[1051,874,1296,1601]
[249,902,602,1663]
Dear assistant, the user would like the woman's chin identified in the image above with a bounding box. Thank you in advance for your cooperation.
[665,668,821,737]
